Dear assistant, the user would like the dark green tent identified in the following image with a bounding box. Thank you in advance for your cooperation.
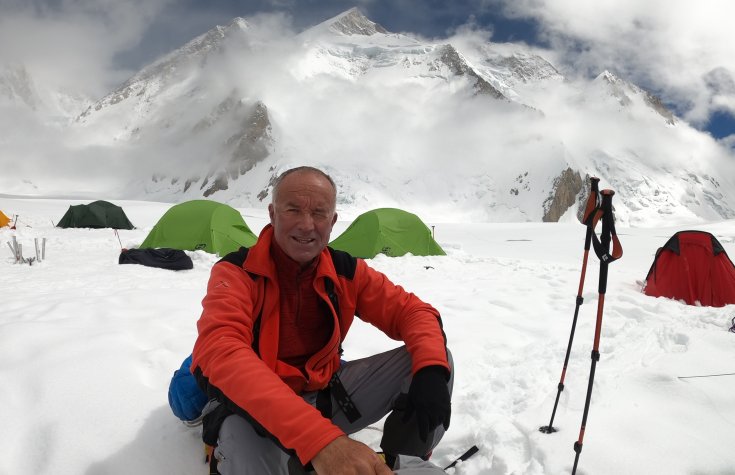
[57,200,134,229]
[140,200,258,256]
[329,208,445,258]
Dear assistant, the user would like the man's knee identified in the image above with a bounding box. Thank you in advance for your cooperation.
[215,414,292,475]
[446,347,455,395]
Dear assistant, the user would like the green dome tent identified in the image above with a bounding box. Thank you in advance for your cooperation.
[140,200,258,256]
[329,208,445,258]
[57,200,134,229]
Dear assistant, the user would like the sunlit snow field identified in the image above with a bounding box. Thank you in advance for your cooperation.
[1,195,734,475]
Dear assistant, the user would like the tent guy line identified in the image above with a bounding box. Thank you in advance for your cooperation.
[677,373,735,380]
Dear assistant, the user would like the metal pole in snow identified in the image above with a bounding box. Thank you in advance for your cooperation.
[42,237,46,260]
[35,238,41,262]
[11,236,20,262]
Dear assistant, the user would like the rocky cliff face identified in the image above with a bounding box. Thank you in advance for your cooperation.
[542,168,584,222]
[201,101,273,197]
[328,7,388,35]
[437,45,506,99]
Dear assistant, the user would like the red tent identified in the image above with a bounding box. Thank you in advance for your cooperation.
[643,231,735,307]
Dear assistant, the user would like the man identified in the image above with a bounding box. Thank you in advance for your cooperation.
[192,166,452,474]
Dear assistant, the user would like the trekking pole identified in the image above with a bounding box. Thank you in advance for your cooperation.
[443,445,480,470]
[571,189,623,475]
[540,177,601,434]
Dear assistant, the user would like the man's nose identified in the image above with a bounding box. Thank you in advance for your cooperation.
[296,212,315,230]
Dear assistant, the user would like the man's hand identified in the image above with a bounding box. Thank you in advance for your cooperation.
[403,365,451,441]
[311,435,393,475]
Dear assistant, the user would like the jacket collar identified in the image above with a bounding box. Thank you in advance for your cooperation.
[244,224,339,285]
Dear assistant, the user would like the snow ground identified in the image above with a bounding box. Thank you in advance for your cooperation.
[1,196,734,475]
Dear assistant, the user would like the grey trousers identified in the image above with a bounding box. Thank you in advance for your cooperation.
[214,346,454,475]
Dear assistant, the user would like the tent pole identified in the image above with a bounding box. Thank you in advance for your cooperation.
[114,229,123,250]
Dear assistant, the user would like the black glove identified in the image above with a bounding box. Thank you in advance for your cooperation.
[402,365,451,442]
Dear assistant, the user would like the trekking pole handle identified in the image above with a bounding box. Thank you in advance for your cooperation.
[598,190,623,264]
[582,177,601,227]
[600,189,615,242]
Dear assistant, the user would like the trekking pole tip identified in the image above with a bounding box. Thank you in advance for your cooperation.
[539,425,558,434]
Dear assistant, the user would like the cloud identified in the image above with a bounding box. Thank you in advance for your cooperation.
[490,0,735,127]
[0,3,731,230]
[0,0,175,97]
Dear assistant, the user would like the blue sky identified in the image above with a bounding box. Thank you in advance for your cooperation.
[708,111,735,140]
[1,0,733,142]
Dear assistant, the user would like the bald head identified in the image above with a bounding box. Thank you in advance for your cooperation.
[272,166,337,206]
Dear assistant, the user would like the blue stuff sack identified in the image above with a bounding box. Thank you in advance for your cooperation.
[168,354,208,421]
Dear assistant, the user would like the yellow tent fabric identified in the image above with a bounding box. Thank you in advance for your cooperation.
[0,210,10,227]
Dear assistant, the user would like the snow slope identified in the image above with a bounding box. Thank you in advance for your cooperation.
[2,195,734,474]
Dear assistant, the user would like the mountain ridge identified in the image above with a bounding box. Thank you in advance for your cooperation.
[2,8,734,227]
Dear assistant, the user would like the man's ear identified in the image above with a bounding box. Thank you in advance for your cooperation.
[268,203,275,224]
[331,212,338,227]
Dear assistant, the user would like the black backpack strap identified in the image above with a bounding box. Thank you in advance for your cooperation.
[217,247,264,353]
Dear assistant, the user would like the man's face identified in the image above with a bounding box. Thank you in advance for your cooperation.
[268,171,338,266]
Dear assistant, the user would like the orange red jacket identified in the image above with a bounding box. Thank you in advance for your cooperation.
[192,224,449,464]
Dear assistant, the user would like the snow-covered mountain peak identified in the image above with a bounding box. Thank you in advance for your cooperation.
[598,69,620,84]
[319,7,388,36]
[75,16,254,127]
[594,69,676,125]
[123,17,250,87]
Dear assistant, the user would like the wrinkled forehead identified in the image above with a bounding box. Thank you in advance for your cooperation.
[274,171,336,208]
